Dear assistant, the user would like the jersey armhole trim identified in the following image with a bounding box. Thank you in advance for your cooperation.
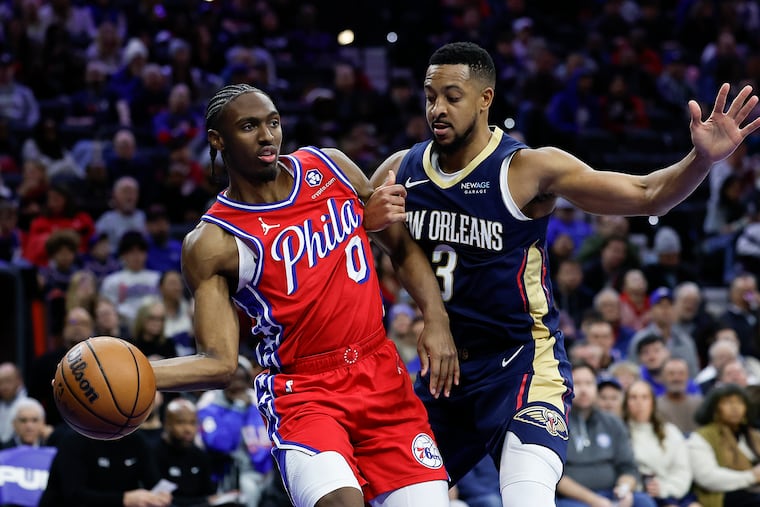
[500,150,531,222]
[234,235,257,294]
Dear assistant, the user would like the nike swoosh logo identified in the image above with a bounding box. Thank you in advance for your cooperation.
[502,345,524,368]
[404,177,430,188]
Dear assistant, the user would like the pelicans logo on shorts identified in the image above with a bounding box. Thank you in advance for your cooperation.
[514,406,569,440]
[411,433,443,469]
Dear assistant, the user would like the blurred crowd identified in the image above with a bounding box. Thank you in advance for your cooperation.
[2,0,760,506]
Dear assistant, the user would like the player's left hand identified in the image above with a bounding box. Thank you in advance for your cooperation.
[689,83,760,163]
[363,170,407,232]
[417,318,460,398]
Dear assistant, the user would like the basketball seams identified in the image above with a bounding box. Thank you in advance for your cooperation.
[87,338,134,419]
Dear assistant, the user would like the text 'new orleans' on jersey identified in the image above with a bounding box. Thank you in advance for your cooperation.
[202,147,385,372]
[396,127,561,351]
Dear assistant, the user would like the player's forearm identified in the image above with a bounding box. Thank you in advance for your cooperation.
[151,354,236,391]
[390,242,449,323]
[641,148,712,216]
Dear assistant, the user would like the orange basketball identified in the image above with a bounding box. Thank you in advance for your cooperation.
[53,336,156,440]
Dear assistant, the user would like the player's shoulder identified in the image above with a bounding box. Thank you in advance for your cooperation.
[182,222,238,275]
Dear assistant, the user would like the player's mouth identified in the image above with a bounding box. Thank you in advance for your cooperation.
[258,147,277,164]
[432,122,452,137]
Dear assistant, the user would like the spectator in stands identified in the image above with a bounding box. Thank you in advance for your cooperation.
[657,357,703,435]
[597,376,624,418]
[103,129,154,207]
[1,397,49,448]
[99,230,160,327]
[64,269,98,317]
[718,273,760,359]
[28,306,93,426]
[0,52,39,130]
[108,37,148,113]
[593,288,637,360]
[39,426,171,507]
[582,235,636,293]
[545,68,601,143]
[557,362,655,507]
[161,37,222,106]
[131,298,175,360]
[643,226,698,291]
[547,198,594,257]
[154,398,225,507]
[636,334,701,398]
[553,258,595,332]
[655,48,697,125]
[22,182,95,267]
[93,296,130,340]
[197,357,274,507]
[145,204,181,273]
[623,380,699,507]
[158,270,194,356]
[152,83,203,152]
[702,174,750,284]
[672,281,717,368]
[386,302,420,376]
[80,231,120,284]
[629,287,700,377]
[577,215,639,267]
[85,20,122,75]
[584,315,622,373]
[599,72,650,135]
[37,228,81,335]
[64,61,118,134]
[94,176,146,251]
[716,358,756,389]
[37,228,79,292]
[694,336,760,394]
[609,360,642,392]
[619,268,652,332]
[21,115,83,180]
[0,362,27,444]
[688,383,760,507]
[0,197,23,263]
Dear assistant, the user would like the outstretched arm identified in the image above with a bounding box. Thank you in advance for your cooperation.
[514,83,760,217]
[326,148,460,398]
[151,223,241,391]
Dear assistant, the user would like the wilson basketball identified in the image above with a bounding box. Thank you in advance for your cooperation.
[53,336,156,440]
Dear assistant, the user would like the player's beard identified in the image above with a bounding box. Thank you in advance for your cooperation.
[433,116,476,155]
[251,163,278,183]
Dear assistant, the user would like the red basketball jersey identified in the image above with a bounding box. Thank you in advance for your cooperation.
[201,147,385,371]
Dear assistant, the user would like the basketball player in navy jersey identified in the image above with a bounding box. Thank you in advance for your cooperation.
[151,84,460,507]
[368,42,760,507]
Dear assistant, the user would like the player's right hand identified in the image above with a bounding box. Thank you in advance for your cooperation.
[417,317,460,398]
[363,170,407,232]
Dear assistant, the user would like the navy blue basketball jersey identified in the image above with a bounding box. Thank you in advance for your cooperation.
[397,127,560,352]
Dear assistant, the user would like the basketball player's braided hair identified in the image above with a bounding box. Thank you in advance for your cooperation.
[204,83,262,177]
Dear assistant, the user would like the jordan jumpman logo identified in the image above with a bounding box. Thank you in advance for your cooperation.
[259,217,281,235]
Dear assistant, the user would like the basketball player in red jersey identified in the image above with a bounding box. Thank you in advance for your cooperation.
[150,84,459,507]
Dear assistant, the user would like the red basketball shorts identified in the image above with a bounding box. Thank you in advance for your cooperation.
[255,337,449,500]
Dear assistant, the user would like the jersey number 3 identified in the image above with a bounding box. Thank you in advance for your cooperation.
[432,245,457,302]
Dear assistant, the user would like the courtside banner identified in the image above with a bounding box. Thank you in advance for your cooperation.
[0,446,57,507]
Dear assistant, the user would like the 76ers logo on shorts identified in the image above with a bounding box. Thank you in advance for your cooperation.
[411,433,443,469]
[305,168,323,187]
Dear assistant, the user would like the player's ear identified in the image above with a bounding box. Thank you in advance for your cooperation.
[481,86,494,111]
[208,129,224,151]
